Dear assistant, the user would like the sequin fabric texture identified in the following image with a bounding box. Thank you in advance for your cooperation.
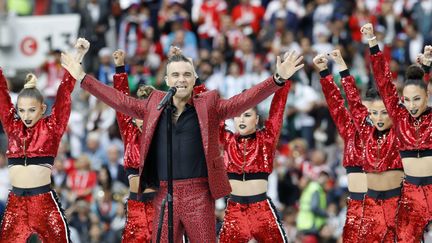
[122,199,155,243]
[152,178,215,243]
[219,199,287,243]
[341,73,403,173]
[371,50,432,152]
[219,82,291,175]
[0,190,70,242]
[358,195,399,243]
[0,70,76,159]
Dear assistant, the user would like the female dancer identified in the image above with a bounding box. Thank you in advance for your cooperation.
[112,50,156,242]
[0,38,89,242]
[218,78,290,242]
[361,23,432,242]
[332,48,403,242]
[312,52,367,242]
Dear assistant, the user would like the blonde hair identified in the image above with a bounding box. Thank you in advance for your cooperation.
[18,73,44,103]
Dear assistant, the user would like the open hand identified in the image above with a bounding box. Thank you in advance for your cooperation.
[61,52,86,81]
[276,50,304,80]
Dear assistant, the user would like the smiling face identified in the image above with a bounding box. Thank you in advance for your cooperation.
[369,100,392,131]
[165,61,196,101]
[403,84,429,118]
[234,108,259,136]
[17,97,46,128]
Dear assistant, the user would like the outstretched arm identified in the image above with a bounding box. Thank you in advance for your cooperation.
[361,23,401,119]
[61,52,147,119]
[218,50,304,120]
[49,38,89,134]
[264,81,291,140]
[0,68,17,134]
[112,49,134,139]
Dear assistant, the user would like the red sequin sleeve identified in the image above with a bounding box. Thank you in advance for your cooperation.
[264,81,291,141]
[217,76,280,120]
[341,73,369,131]
[369,46,403,119]
[81,74,147,119]
[48,71,76,135]
[219,121,233,148]
[0,68,18,134]
[113,71,133,140]
[319,73,353,140]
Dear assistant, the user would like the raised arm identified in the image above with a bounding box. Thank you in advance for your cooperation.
[417,46,432,83]
[0,68,18,134]
[264,81,291,139]
[49,38,90,134]
[314,53,353,140]
[112,50,133,138]
[218,50,304,120]
[361,23,401,119]
[61,52,147,119]
[219,121,233,148]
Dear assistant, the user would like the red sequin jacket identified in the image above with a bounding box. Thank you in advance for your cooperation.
[219,81,291,175]
[0,68,75,159]
[81,74,283,199]
[371,46,432,155]
[113,71,209,170]
[319,71,364,170]
[341,68,402,173]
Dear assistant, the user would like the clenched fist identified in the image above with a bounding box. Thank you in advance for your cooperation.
[312,54,328,71]
[113,49,126,67]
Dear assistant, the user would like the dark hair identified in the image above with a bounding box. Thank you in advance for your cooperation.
[405,64,424,80]
[403,79,427,92]
[99,165,113,190]
[136,85,155,99]
[403,65,427,92]
[364,87,382,101]
[18,73,44,103]
[166,46,194,73]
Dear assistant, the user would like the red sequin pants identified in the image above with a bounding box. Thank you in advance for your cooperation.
[342,195,364,243]
[396,179,432,243]
[219,193,288,243]
[0,185,70,243]
[122,192,155,243]
[358,189,400,243]
[152,178,215,243]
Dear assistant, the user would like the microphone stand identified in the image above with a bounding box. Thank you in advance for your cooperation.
[156,97,174,243]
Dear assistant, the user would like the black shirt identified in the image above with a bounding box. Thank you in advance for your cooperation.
[148,103,208,180]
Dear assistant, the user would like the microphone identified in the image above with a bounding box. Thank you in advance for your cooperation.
[157,87,177,110]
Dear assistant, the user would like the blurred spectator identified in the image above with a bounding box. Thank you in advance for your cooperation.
[68,199,94,243]
[195,0,227,49]
[83,131,108,170]
[37,49,65,115]
[118,4,146,57]
[231,0,265,37]
[297,171,330,243]
[50,0,72,14]
[285,78,320,148]
[96,47,115,85]
[105,145,128,186]
[0,152,9,203]
[6,0,32,15]
[66,154,98,202]
[78,0,110,73]
[91,189,121,242]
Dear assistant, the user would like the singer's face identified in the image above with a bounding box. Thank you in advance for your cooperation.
[166,61,196,100]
